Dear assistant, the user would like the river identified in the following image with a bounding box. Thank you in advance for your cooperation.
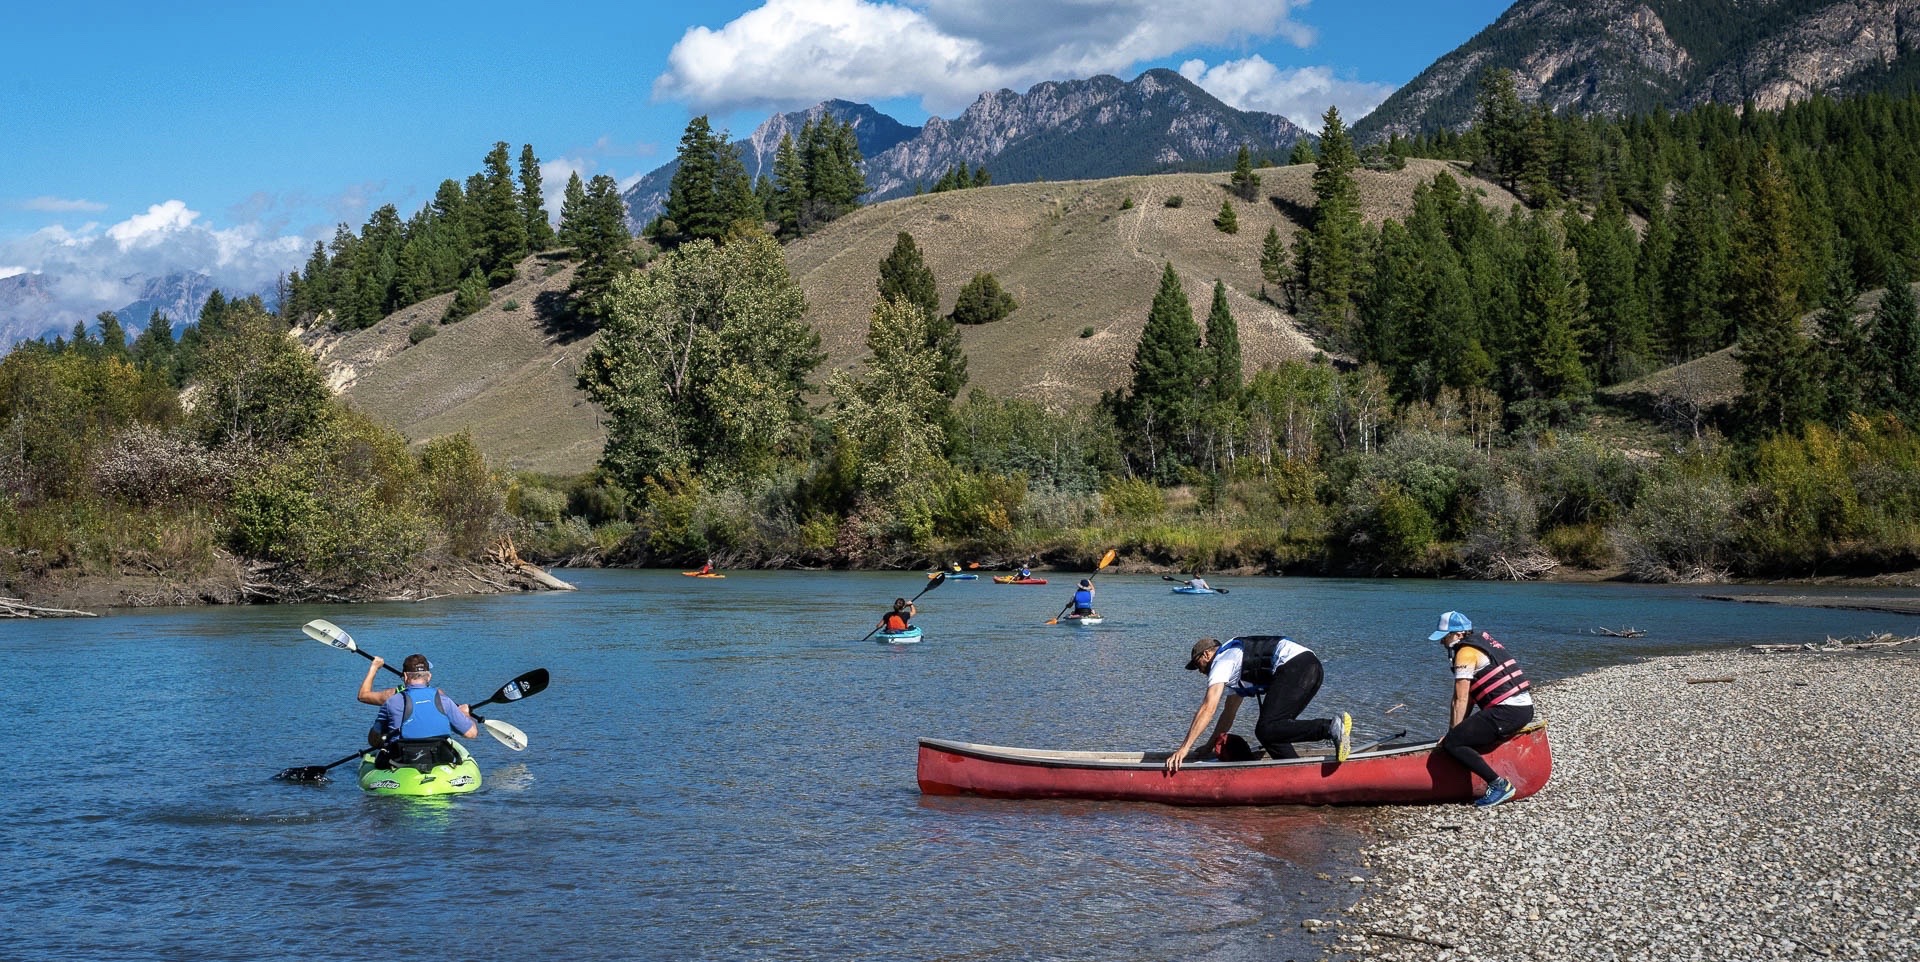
[4,570,1915,961]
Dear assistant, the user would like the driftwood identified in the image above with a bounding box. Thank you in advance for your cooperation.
[1361,928,1458,950]
[1592,626,1647,638]
[1479,552,1560,581]
[0,597,98,618]
[490,536,576,591]
[1750,632,1920,653]
[1686,676,1736,684]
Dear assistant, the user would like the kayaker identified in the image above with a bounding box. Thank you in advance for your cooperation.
[357,653,478,767]
[1069,579,1095,615]
[1165,636,1350,774]
[950,561,963,574]
[1185,575,1211,591]
[1430,610,1533,808]
[697,559,714,575]
[1018,563,1032,580]
[879,597,917,633]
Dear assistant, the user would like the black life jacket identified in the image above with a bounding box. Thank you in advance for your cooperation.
[1453,632,1531,710]
[1220,636,1289,694]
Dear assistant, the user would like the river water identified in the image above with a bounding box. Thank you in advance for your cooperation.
[4,570,1916,961]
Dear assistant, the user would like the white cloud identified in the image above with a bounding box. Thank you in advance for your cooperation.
[654,0,1315,114]
[0,266,26,280]
[1179,55,1395,130]
[105,200,200,247]
[19,196,108,213]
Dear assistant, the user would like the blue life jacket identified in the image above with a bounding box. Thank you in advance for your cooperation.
[1072,588,1093,611]
[394,684,455,740]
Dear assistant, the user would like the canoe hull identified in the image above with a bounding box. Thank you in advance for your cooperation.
[1171,586,1218,594]
[877,626,924,644]
[358,742,482,797]
[916,724,1551,807]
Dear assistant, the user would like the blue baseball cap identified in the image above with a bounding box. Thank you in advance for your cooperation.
[1429,611,1472,641]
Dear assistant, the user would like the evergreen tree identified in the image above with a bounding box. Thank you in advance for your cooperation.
[1732,145,1820,435]
[827,298,950,531]
[1866,263,1920,420]
[875,232,964,398]
[1567,197,1649,384]
[666,116,725,243]
[713,138,761,235]
[1664,170,1732,358]
[477,141,528,284]
[557,172,588,249]
[1299,106,1367,347]
[131,309,177,381]
[1230,144,1261,201]
[1514,211,1592,421]
[1475,68,1527,191]
[772,132,808,235]
[1214,198,1239,234]
[519,144,556,251]
[1287,139,1316,165]
[949,273,1017,326]
[444,268,490,323]
[1811,261,1868,422]
[1125,263,1204,477]
[1259,225,1288,289]
[570,174,633,325]
[97,311,127,358]
[971,165,991,188]
[1203,280,1242,405]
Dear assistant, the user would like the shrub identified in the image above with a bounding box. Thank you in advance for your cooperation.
[1101,476,1165,522]
[502,299,521,312]
[1120,196,1134,210]
[1079,326,1095,338]
[1164,195,1184,208]
[1215,198,1239,234]
[950,272,1018,325]
[1609,467,1737,582]
[409,321,437,344]
[418,433,505,555]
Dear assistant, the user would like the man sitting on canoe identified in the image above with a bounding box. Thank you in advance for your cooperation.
[878,597,917,633]
[1165,636,1350,774]
[1430,610,1533,808]
[357,653,478,768]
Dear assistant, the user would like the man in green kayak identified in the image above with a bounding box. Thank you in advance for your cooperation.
[1165,636,1350,773]
[358,653,478,766]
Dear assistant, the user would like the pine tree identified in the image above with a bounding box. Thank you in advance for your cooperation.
[1810,261,1868,422]
[1288,140,1316,165]
[1515,211,1592,421]
[1664,170,1732,358]
[772,132,808,235]
[1230,144,1261,201]
[1203,280,1242,404]
[444,268,490,323]
[97,311,127,358]
[1126,263,1204,477]
[478,141,528,284]
[666,116,723,243]
[131,309,177,382]
[1732,145,1820,435]
[1214,198,1239,234]
[1866,263,1920,420]
[558,172,588,249]
[875,232,964,398]
[1568,197,1648,384]
[1260,226,1288,289]
[1302,106,1366,347]
[949,273,1017,325]
[519,144,556,251]
[570,174,633,325]
[1475,68,1527,191]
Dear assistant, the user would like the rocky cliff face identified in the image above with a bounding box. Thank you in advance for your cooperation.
[624,69,1309,230]
[1354,0,1920,141]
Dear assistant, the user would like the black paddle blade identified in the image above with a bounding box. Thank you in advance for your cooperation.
[478,668,549,708]
[274,766,332,783]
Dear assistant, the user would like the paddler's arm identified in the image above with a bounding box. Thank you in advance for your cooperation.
[446,696,478,739]
[1166,684,1228,775]
[356,657,394,706]
[1449,677,1472,728]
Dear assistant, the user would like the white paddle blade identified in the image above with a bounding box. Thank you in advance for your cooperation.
[481,718,528,751]
[302,619,356,652]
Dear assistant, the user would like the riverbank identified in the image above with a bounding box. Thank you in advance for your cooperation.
[1327,647,1920,961]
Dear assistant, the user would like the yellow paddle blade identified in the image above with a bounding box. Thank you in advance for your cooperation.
[1096,548,1117,571]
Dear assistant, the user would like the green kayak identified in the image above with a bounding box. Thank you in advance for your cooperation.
[358,740,482,796]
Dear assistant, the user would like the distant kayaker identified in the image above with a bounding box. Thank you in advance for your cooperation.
[1185,575,1211,591]
[357,653,478,766]
[879,597,917,633]
[1165,636,1350,774]
[1430,611,1533,808]
[950,561,963,573]
[1018,563,1032,580]
[697,559,714,575]
[1069,579,1095,615]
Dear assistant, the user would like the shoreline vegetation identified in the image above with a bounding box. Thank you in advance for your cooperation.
[1327,645,1920,961]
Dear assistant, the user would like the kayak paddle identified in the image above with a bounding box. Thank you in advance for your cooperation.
[304,619,401,676]
[1046,549,1116,624]
[274,670,548,780]
[862,572,946,641]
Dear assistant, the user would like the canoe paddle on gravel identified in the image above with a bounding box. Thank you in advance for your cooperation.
[274,668,549,781]
[861,572,946,642]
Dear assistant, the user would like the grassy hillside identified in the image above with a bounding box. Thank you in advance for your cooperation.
[313,159,1522,474]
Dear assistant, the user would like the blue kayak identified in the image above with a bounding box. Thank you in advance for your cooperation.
[876,626,924,644]
[1171,585,1219,594]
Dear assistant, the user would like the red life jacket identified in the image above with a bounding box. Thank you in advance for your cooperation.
[1453,632,1531,709]
[883,611,911,631]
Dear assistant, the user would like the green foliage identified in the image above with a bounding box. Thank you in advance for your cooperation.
[518,143,556,251]
[1288,140,1316,165]
[949,272,1017,326]
[408,321,437,344]
[1260,226,1288,289]
[1299,105,1367,347]
[827,298,951,528]
[1163,195,1184,208]
[443,269,490,323]
[1124,263,1205,479]
[187,312,329,450]
[1213,198,1239,234]
[581,231,822,489]
[1229,144,1261,201]
[949,392,1118,491]
[0,349,180,503]
[477,141,529,284]
[418,432,504,555]
[665,116,758,245]
[1101,476,1165,521]
[1080,326,1095,338]
[1120,196,1134,210]
[877,232,966,398]
[566,173,635,325]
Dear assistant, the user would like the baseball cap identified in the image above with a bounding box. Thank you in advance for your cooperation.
[1185,638,1220,671]
[1428,611,1472,641]
[402,654,432,673]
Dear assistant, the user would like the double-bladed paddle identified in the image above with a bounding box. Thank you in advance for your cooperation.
[1046,549,1117,624]
[274,668,549,782]
[862,571,946,642]
[303,619,544,750]
[1162,574,1229,594]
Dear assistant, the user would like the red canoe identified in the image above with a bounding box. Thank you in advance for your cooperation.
[916,724,1552,806]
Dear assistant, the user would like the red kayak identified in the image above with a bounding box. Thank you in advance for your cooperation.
[991,575,1048,584]
[916,724,1552,807]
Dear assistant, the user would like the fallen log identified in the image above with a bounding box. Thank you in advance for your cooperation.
[1686,676,1736,684]
[0,597,99,618]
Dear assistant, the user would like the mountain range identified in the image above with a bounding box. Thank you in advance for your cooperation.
[0,271,235,346]
[623,69,1311,230]
[1355,0,1920,141]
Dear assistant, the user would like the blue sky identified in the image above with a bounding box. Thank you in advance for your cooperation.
[0,0,1509,316]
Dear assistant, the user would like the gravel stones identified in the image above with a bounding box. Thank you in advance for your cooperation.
[1334,649,1920,962]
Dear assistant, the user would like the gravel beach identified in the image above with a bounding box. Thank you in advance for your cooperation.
[1328,648,1920,961]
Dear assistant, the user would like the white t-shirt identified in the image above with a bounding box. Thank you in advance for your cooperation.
[1451,645,1534,707]
[1207,638,1308,690]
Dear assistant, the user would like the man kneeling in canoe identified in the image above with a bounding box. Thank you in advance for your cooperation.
[1166,636,1350,774]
